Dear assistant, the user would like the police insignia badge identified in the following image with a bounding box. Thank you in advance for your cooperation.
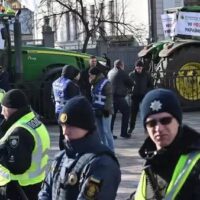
[84,176,101,200]
[8,136,19,148]
[67,172,78,185]
[60,113,68,123]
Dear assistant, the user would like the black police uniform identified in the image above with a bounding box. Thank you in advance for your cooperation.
[0,106,41,200]
[38,132,121,200]
[129,125,200,200]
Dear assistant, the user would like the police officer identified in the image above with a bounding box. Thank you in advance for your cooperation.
[89,66,114,151]
[52,65,80,150]
[38,96,121,200]
[129,88,200,200]
[0,89,50,200]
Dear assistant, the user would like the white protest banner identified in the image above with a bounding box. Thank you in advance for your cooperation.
[161,13,177,38]
[176,11,200,36]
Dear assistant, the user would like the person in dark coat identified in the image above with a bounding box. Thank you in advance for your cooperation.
[78,56,97,102]
[128,59,153,134]
[0,89,50,200]
[38,96,121,200]
[107,59,134,138]
[79,56,108,102]
[52,65,81,150]
[129,88,200,200]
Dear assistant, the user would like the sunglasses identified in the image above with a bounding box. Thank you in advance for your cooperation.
[145,116,173,128]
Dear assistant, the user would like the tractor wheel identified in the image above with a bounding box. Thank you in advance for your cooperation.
[162,45,200,110]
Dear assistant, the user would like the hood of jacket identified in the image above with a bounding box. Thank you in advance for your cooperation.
[63,131,111,158]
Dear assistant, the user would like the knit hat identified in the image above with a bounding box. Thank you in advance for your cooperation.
[89,66,102,75]
[135,59,144,67]
[140,88,182,127]
[1,89,29,109]
[61,65,69,76]
[61,65,80,79]
[59,96,96,131]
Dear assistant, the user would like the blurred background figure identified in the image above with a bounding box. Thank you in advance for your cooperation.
[52,65,80,150]
[89,66,114,151]
[108,59,133,139]
[79,55,97,102]
[128,59,153,134]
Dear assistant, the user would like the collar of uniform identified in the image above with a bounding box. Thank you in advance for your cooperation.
[0,106,31,132]
[64,131,102,157]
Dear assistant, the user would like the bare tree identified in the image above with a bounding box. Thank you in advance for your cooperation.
[40,0,147,52]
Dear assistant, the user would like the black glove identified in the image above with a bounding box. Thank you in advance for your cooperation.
[103,109,110,118]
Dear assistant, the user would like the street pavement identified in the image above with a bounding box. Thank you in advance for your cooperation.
[46,111,200,200]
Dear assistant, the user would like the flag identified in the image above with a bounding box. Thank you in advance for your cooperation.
[18,0,41,12]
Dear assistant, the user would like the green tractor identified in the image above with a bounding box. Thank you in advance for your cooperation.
[0,10,105,121]
[138,6,200,110]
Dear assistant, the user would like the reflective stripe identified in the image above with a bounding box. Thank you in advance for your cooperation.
[134,171,146,200]
[165,151,200,200]
[0,165,10,186]
[135,152,200,200]
[0,111,50,186]
[0,88,5,103]
[53,78,71,113]
[92,79,109,108]
[94,93,106,105]
[26,49,90,59]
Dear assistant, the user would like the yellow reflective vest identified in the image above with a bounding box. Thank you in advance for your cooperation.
[0,111,50,186]
[134,151,200,200]
[0,88,5,103]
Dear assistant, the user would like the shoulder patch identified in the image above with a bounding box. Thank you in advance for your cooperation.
[83,176,102,200]
[26,117,42,129]
[8,135,19,148]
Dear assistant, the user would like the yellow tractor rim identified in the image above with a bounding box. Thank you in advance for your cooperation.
[176,62,200,100]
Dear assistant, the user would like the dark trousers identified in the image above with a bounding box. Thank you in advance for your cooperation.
[111,96,130,136]
[129,95,144,130]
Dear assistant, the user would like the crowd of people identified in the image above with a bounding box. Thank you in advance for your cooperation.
[0,55,199,199]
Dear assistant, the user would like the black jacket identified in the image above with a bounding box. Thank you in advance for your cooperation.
[0,107,41,200]
[129,70,153,97]
[78,67,91,101]
[107,67,133,97]
[38,132,121,200]
[138,125,200,200]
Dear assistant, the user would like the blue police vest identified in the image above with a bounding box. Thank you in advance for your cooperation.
[92,78,109,110]
[52,77,71,113]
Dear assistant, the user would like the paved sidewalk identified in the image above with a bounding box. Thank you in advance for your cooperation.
[47,111,200,200]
